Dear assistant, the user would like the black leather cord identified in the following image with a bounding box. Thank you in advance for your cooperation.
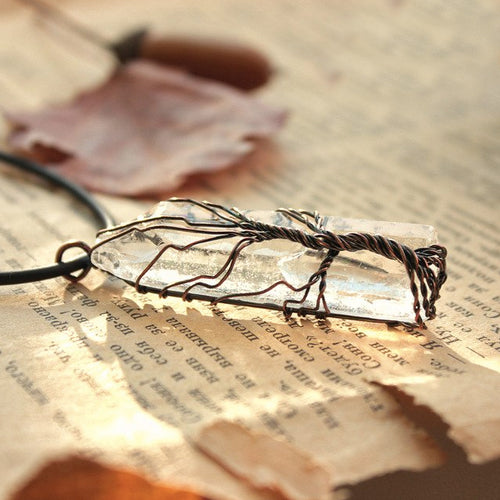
[0,151,115,285]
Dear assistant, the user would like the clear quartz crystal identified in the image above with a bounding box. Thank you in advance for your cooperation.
[92,201,438,323]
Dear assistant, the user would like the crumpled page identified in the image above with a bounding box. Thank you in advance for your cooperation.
[197,421,333,500]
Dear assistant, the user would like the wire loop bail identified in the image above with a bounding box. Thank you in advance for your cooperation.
[55,241,92,282]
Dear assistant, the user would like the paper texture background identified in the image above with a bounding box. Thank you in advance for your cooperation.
[0,1,499,498]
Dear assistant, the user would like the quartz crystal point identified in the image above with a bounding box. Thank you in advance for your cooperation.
[91,200,440,324]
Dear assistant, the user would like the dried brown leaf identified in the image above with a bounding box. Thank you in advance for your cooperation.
[6,61,286,197]
[9,455,203,500]
[197,421,333,500]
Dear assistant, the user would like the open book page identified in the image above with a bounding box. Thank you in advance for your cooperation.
[0,0,499,498]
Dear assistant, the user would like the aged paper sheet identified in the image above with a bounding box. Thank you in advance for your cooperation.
[0,0,499,499]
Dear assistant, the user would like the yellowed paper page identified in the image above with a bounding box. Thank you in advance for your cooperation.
[0,0,499,499]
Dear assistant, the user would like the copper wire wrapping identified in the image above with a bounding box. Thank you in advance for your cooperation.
[92,199,447,327]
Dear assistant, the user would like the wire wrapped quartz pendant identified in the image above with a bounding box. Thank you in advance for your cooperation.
[90,199,447,327]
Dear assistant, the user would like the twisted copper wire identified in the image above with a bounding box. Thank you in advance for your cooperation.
[92,198,447,327]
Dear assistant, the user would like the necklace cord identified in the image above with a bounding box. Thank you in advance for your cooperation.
[0,151,115,285]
